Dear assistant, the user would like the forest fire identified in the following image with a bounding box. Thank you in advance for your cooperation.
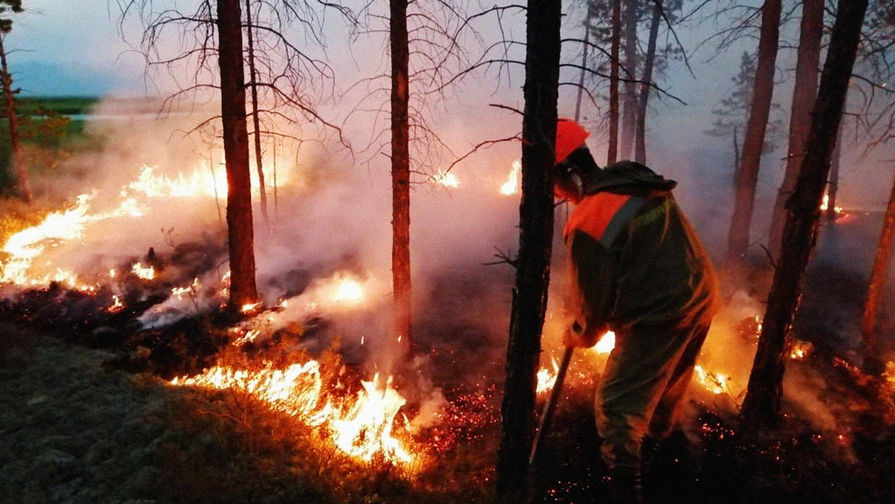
[169,361,417,467]
[500,160,521,195]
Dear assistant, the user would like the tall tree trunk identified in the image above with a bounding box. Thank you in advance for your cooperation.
[727,0,782,263]
[244,0,269,229]
[739,0,868,431]
[826,125,843,219]
[217,0,259,309]
[496,0,560,501]
[574,5,592,123]
[861,171,895,366]
[767,0,823,262]
[0,34,30,203]
[608,0,621,164]
[620,0,638,160]
[634,0,661,164]
[390,0,412,355]
[733,126,741,184]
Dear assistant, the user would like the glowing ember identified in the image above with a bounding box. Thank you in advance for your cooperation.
[170,361,417,466]
[694,365,730,395]
[536,357,559,394]
[432,171,459,188]
[131,262,156,280]
[500,159,521,195]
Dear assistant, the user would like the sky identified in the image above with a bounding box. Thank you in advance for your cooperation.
[5,1,894,217]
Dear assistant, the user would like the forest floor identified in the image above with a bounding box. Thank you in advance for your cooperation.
[2,213,895,504]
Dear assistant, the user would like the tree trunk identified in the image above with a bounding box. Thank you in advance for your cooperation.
[634,0,661,165]
[244,0,269,229]
[496,1,560,501]
[726,0,782,263]
[0,34,31,203]
[620,0,638,160]
[767,0,823,263]
[608,0,621,165]
[390,0,412,355]
[826,125,842,219]
[739,0,868,431]
[733,126,740,185]
[217,0,259,309]
[574,5,592,123]
[861,171,895,366]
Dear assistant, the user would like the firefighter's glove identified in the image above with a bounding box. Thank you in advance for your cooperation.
[563,321,600,348]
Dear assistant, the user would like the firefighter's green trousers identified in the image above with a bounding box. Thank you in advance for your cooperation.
[595,322,710,470]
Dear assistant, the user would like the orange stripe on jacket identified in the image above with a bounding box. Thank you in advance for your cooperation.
[564,192,632,242]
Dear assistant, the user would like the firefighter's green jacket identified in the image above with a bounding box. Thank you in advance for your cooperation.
[563,161,721,471]
[563,161,719,341]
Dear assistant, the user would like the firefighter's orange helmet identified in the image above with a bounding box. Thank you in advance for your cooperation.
[555,118,590,165]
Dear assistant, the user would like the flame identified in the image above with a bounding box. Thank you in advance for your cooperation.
[171,278,201,299]
[500,159,521,195]
[107,295,125,313]
[536,357,560,394]
[233,329,260,346]
[883,362,895,392]
[432,171,459,188]
[694,365,730,395]
[170,361,417,466]
[331,374,412,464]
[329,274,366,305]
[241,302,262,313]
[819,194,843,214]
[131,262,156,280]
[789,339,813,360]
[593,331,616,354]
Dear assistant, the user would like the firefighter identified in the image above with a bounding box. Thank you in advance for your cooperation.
[553,118,720,502]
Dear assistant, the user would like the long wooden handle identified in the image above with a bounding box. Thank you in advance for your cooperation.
[529,346,574,467]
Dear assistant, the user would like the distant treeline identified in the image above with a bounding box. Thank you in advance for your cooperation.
[14,96,99,117]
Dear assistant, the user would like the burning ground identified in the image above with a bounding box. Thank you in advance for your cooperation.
[2,108,895,503]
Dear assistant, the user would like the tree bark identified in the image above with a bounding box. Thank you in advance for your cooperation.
[861,171,895,365]
[727,0,782,263]
[634,0,661,165]
[217,0,259,309]
[767,0,823,263]
[826,125,842,219]
[620,0,638,160]
[0,34,30,203]
[390,0,412,355]
[244,0,269,229]
[739,0,868,431]
[496,0,560,501]
[608,0,621,164]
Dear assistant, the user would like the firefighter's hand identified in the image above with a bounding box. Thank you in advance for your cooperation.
[562,322,600,348]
